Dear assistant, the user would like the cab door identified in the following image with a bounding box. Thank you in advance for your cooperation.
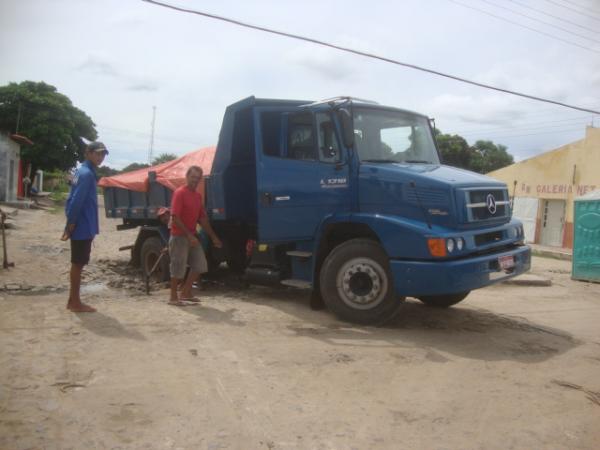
[255,108,350,242]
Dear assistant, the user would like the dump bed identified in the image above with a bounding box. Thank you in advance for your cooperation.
[99,147,216,221]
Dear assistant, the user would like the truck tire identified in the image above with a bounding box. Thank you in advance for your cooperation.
[319,238,403,325]
[141,236,170,282]
[418,292,469,308]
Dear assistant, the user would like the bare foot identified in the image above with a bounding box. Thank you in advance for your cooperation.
[168,300,188,307]
[67,303,97,313]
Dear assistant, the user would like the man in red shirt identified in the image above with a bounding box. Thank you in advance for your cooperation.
[169,165,222,306]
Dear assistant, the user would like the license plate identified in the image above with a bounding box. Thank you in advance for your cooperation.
[498,255,515,270]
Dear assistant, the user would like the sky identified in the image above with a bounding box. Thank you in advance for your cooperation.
[1,0,599,169]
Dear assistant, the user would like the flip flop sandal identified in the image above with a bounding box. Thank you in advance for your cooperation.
[180,297,201,303]
[168,301,189,307]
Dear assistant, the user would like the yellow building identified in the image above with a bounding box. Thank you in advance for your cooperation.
[487,126,600,249]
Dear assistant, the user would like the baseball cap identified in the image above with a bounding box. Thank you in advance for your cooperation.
[87,141,109,154]
[157,207,170,217]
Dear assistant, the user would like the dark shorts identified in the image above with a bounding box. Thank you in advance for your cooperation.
[71,239,93,265]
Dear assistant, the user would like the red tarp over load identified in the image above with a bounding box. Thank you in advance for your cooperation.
[98,146,217,193]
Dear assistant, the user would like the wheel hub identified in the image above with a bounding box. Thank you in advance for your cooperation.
[336,258,388,310]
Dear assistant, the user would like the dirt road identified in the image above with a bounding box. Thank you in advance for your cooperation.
[1,205,599,449]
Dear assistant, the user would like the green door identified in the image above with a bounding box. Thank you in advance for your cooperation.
[572,196,600,282]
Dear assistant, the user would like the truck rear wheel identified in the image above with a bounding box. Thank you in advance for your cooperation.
[141,236,170,282]
[319,238,403,325]
[418,292,470,308]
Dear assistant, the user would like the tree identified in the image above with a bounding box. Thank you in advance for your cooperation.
[120,162,150,173]
[472,140,514,173]
[0,81,97,173]
[96,165,119,178]
[434,129,514,174]
[435,132,476,170]
[151,153,178,166]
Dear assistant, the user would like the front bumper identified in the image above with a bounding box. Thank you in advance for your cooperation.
[390,245,531,297]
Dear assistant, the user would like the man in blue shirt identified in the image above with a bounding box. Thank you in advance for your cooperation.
[63,141,108,312]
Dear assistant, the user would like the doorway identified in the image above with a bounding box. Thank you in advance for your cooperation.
[540,199,565,247]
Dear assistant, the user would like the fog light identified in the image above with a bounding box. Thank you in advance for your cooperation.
[446,238,455,253]
[456,237,464,250]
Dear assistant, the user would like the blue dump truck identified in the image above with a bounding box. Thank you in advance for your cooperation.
[103,96,531,324]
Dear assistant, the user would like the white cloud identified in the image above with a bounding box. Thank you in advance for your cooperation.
[429,93,527,126]
[2,0,598,168]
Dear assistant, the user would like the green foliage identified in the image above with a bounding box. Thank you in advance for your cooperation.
[435,133,474,170]
[44,169,70,193]
[472,140,514,173]
[435,130,514,174]
[121,162,150,173]
[151,153,178,165]
[0,81,97,172]
[96,165,119,178]
[49,190,70,204]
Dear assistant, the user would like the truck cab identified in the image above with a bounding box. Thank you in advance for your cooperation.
[206,96,531,324]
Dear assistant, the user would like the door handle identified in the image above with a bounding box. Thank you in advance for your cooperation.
[261,192,273,206]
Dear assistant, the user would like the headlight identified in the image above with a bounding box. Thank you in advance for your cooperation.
[456,237,464,250]
[446,238,455,253]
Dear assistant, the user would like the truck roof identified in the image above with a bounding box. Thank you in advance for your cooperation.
[228,96,430,120]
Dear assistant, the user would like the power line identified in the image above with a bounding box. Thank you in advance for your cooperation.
[445,125,585,140]
[508,0,600,35]
[478,0,600,43]
[503,102,600,119]
[562,0,600,15]
[541,0,600,21]
[141,0,600,115]
[458,121,591,136]
[453,115,594,134]
[448,0,600,53]
[469,126,586,139]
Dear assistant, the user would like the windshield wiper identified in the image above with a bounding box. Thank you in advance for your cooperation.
[361,159,398,163]
[405,160,431,164]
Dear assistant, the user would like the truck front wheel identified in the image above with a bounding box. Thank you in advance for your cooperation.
[141,236,170,282]
[319,239,403,325]
[418,292,470,308]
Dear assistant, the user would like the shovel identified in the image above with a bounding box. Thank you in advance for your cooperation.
[145,251,166,294]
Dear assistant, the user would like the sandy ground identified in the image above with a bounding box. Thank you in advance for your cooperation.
[1,202,600,450]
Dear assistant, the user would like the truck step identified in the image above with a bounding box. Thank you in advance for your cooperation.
[280,279,312,289]
[286,251,313,258]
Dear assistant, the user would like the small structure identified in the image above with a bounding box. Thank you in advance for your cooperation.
[487,126,600,249]
[572,189,600,282]
[0,132,33,202]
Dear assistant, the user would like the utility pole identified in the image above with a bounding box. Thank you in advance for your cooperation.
[148,106,156,164]
[15,102,23,134]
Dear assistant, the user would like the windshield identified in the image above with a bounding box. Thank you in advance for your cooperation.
[353,108,440,164]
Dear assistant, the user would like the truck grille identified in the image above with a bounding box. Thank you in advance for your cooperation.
[404,187,449,205]
[463,188,510,223]
[474,230,503,246]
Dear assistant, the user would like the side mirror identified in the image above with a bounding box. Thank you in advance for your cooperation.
[337,108,354,148]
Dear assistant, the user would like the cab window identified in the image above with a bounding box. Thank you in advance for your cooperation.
[287,112,316,160]
[316,113,341,163]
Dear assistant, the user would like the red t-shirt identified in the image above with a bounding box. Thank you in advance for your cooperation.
[170,185,206,236]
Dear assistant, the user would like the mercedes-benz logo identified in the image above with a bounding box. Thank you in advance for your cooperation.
[486,194,497,214]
